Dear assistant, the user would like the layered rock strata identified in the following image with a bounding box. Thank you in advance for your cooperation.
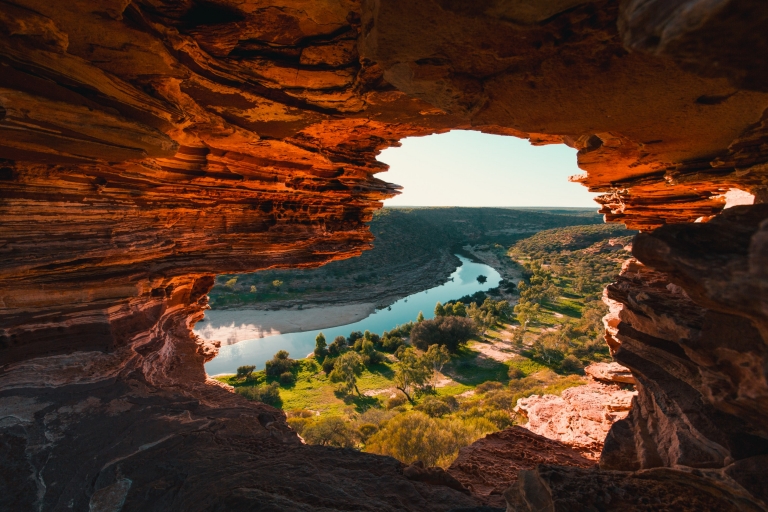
[1,0,768,511]
[515,378,636,459]
[446,426,595,508]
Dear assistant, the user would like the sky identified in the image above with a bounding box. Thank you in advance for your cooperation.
[377,130,599,208]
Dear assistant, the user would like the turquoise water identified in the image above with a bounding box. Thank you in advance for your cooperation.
[203,256,501,376]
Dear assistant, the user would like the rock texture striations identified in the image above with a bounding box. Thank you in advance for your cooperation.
[1,0,768,510]
[515,369,636,459]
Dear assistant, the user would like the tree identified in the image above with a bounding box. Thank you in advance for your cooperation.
[330,351,364,396]
[423,344,451,389]
[249,285,257,293]
[451,302,467,317]
[477,275,487,283]
[410,316,476,352]
[393,347,430,403]
[265,350,296,378]
[314,332,328,359]
[416,311,425,323]
[236,365,255,380]
[272,279,283,289]
[225,277,237,289]
[434,302,446,317]
[328,335,347,357]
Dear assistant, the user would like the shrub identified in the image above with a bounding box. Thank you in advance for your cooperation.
[328,335,347,357]
[322,356,337,375]
[365,411,483,467]
[381,334,404,352]
[358,423,379,442]
[508,366,526,379]
[265,350,296,378]
[236,365,255,380]
[347,331,363,345]
[415,396,452,418]
[287,416,310,435]
[410,316,476,352]
[476,381,504,394]
[280,371,295,385]
[386,394,407,410]
[561,355,583,373]
[236,382,281,407]
[302,416,358,448]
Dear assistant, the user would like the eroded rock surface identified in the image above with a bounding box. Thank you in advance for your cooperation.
[1,0,768,510]
[585,362,636,385]
[446,427,595,508]
[515,381,636,459]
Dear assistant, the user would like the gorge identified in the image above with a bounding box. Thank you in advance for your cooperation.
[1,1,768,511]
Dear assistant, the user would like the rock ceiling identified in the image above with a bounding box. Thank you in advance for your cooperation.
[1,0,767,510]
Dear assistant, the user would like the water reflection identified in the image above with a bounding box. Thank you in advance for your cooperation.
[203,256,501,375]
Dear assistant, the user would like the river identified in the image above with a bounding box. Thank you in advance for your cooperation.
[201,255,501,375]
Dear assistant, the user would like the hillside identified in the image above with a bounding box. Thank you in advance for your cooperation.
[208,207,605,309]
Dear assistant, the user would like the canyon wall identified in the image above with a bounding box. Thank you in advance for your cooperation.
[1,0,768,510]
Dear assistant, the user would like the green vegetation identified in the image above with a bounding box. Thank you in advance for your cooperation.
[207,207,603,309]
[508,224,634,370]
[215,220,635,469]
[217,294,594,467]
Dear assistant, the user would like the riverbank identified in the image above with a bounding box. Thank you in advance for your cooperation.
[195,303,376,346]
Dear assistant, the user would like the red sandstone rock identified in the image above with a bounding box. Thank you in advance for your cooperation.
[1,1,768,510]
[585,362,636,385]
[446,426,595,508]
[515,381,637,459]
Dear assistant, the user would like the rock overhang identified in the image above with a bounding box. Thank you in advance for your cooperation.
[1,1,768,510]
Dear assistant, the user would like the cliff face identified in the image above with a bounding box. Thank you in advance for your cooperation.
[1,1,768,510]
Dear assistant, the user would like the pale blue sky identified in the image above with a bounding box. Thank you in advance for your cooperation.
[377,130,599,207]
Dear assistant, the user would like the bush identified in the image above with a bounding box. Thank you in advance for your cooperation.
[236,382,281,407]
[328,335,347,357]
[561,355,583,373]
[386,394,408,410]
[302,416,358,448]
[358,423,379,442]
[415,396,452,418]
[265,350,296,378]
[280,371,295,384]
[508,366,526,379]
[381,334,404,353]
[410,316,476,352]
[236,365,255,380]
[366,411,488,467]
[347,331,363,345]
[322,356,337,375]
[476,381,504,394]
[287,416,310,435]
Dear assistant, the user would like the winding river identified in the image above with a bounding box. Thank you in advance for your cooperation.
[201,255,501,375]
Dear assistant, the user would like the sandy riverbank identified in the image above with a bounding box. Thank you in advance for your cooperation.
[194,303,376,345]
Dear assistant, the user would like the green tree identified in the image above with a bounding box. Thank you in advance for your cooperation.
[365,411,489,467]
[265,350,296,378]
[416,311,425,323]
[314,332,328,359]
[451,302,467,317]
[393,347,430,403]
[434,302,446,317]
[236,365,255,380]
[330,351,364,396]
[302,416,357,447]
[423,344,451,389]
[225,277,237,289]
